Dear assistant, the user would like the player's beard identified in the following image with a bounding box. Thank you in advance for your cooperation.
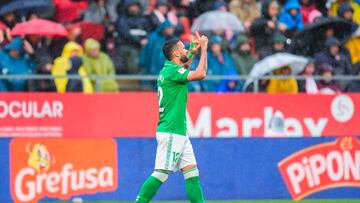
[180,54,190,63]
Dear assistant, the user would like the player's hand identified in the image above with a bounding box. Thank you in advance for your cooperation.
[189,34,200,54]
[195,31,208,50]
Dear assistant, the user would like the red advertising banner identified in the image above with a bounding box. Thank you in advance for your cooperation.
[0,93,358,137]
[278,137,360,201]
[10,138,118,203]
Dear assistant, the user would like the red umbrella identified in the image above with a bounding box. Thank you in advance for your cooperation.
[53,0,88,23]
[67,21,105,42]
[11,19,68,37]
[0,22,8,31]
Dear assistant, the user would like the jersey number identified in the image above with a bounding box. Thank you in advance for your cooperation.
[158,87,164,112]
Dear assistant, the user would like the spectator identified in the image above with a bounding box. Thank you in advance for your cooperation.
[83,38,119,92]
[26,55,57,92]
[300,0,321,25]
[25,36,53,69]
[212,1,228,11]
[26,11,41,21]
[316,63,342,94]
[105,37,126,74]
[314,36,352,88]
[117,0,150,14]
[191,0,220,17]
[66,57,94,93]
[0,12,18,28]
[146,0,185,38]
[192,35,237,91]
[267,65,298,93]
[308,9,323,23]
[105,0,122,23]
[115,0,150,74]
[250,0,286,55]
[52,41,84,93]
[260,31,287,59]
[49,26,83,59]
[139,20,176,89]
[147,0,170,31]
[244,79,270,92]
[337,2,359,32]
[84,0,111,24]
[170,0,194,42]
[279,0,305,37]
[229,0,260,31]
[231,34,258,75]
[0,38,35,92]
[217,70,241,92]
[139,20,175,75]
[0,21,11,47]
[345,29,360,65]
[346,62,360,92]
[297,58,319,93]
[328,0,360,24]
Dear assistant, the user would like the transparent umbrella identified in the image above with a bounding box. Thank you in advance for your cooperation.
[191,10,244,33]
[243,53,308,90]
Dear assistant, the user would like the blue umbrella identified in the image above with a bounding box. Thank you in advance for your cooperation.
[0,0,51,16]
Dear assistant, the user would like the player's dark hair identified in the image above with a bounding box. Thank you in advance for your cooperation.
[162,39,180,60]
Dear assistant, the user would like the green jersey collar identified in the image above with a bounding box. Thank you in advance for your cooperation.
[165,60,181,69]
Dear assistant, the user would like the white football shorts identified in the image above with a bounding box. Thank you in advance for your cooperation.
[155,132,197,172]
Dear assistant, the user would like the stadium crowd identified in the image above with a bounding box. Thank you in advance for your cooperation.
[0,0,360,93]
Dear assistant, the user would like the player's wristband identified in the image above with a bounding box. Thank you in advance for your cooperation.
[187,41,196,59]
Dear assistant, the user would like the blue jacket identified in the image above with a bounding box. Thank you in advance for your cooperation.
[0,38,35,91]
[139,20,175,75]
[279,0,304,31]
[217,70,242,92]
[190,50,237,92]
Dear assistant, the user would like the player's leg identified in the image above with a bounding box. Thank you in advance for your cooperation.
[180,136,204,203]
[182,165,204,203]
[135,169,169,203]
[135,133,186,203]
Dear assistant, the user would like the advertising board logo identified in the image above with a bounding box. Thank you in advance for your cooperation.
[331,95,354,123]
[278,137,360,201]
[0,100,63,119]
[10,138,118,203]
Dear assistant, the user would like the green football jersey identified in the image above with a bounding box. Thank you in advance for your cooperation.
[156,60,190,136]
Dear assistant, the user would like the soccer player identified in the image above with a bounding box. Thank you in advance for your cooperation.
[134,33,208,203]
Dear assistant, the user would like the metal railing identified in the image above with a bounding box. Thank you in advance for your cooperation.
[0,74,359,92]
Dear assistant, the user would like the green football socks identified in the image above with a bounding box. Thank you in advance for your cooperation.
[134,170,168,203]
[184,168,205,203]
[135,169,204,203]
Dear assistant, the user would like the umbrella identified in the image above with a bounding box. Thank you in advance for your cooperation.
[53,0,88,23]
[243,53,308,90]
[351,26,360,38]
[290,17,353,56]
[11,19,68,37]
[0,0,51,16]
[191,10,244,33]
[0,21,7,31]
[67,22,105,42]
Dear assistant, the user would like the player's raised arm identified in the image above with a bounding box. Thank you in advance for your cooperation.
[187,34,208,81]
[184,35,201,69]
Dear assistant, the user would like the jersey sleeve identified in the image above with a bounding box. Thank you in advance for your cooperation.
[169,67,190,83]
